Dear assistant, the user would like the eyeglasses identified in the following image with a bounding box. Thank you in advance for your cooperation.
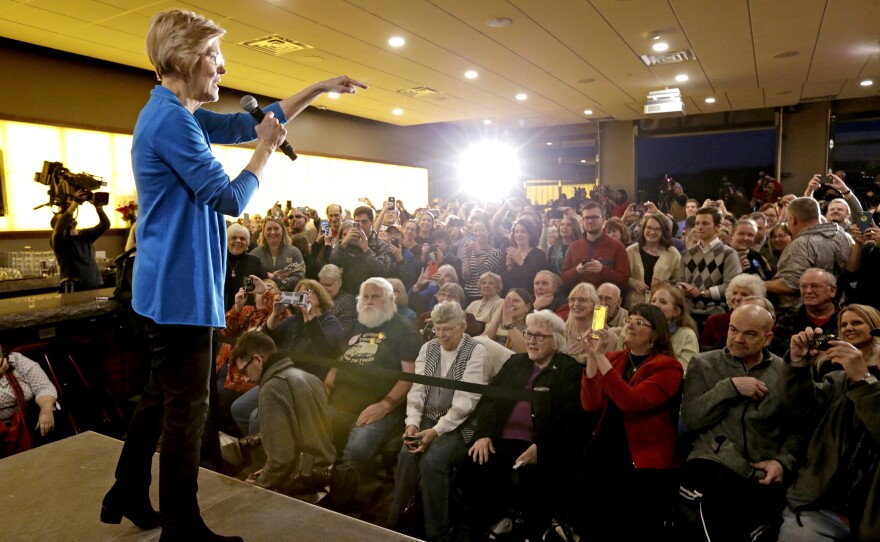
[644,226,662,233]
[203,51,224,66]
[433,324,461,334]
[582,215,603,222]
[624,318,655,329]
[294,214,305,219]
[523,331,553,343]
[568,297,594,305]
[237,354,259,372]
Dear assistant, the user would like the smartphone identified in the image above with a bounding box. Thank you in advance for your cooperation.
[279,291,309,306]
[403,435,420,442]
[592,305,607,336]
[427,260,440,278]
[244,276,255,293]
[388,196,396,206]
[391,238,400,248]
[320,219,330,235]
[243,213,250,221]
[856,211,873,232]
[824,169,833,184]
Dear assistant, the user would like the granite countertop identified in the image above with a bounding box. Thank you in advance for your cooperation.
[0,287,116,330]
[0,276,62,294]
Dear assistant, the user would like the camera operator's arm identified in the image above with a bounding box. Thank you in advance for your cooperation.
[828,173,864,215]
[50,199,79,248]
[80,199,111,243]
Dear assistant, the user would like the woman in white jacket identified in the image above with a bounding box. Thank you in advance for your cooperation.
[625,214,681,309]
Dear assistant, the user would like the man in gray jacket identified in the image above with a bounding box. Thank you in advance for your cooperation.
[678,305,805,541]
[765,197,850,316]
[231,331,336,494]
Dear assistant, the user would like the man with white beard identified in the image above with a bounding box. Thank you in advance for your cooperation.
[324,277,421,509]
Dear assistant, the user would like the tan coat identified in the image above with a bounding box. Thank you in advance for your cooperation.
[625,243,681,309]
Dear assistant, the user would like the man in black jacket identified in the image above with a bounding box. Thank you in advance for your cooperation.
[50,189,110,292]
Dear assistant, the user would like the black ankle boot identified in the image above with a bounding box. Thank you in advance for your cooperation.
[158,518,243,542]
[100,484,160,530]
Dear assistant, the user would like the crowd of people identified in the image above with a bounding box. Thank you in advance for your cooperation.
[202,168,880,542]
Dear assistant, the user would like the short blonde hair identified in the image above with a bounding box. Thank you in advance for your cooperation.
[146,10,225,80]
[227,222,250,243]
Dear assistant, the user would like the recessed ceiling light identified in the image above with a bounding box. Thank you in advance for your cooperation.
[483,119,492,125]
[327,92,340,99]
[464,70,479,79]
[705,97,716,104]
[388,36,406,47]
[486,17,512,28]
[584,109,593,115]
[580,159,587,163]
[861,79,874,87]
[675,74,689,82]
[652,42,669,52]
[392,108,404,115]
[546,142,553,146]
[515,93,528,101]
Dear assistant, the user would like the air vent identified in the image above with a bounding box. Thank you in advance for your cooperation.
[640,49,696,66]
[396,86,441,98]
[239,35,314,56]
[801,95,837,103]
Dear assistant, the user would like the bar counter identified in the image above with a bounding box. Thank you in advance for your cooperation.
[0,287,116,331]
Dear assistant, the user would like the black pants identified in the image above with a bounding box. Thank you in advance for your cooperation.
[677,459,786,542]
[111,318,213,529]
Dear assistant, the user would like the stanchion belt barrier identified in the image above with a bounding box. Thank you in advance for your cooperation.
[282,349,537,402]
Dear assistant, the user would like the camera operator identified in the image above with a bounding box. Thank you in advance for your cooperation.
[660,179,688,221]
[49,188,110,292]
[751,173,783,209]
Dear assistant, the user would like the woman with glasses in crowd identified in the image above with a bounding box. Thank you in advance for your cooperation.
[576,304,683,540]
[563,282,601,364]
[766,222,792,270]
[649,281,699,371]
[483,288,534,353]
[626,214,681,309]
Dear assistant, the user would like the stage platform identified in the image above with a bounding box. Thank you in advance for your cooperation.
[2,432,416,542]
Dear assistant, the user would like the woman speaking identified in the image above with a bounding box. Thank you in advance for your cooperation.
[101,9,365,541]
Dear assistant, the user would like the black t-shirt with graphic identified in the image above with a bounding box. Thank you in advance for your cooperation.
[331,313,421,414]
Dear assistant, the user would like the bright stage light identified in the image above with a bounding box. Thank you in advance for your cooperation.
[459,141,520,201]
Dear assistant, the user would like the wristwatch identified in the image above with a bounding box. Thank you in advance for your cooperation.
[500,323,516,330]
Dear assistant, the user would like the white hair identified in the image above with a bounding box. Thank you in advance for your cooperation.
[526,310,567,352]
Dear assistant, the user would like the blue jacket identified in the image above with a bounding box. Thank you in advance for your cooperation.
[131,85,286,327]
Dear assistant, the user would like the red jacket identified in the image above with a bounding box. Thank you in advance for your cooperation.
[560,233,630,290]
[581,350,683,469]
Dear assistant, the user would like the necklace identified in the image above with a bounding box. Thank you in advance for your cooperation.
[628,352,647,374]
[230,258,242,278]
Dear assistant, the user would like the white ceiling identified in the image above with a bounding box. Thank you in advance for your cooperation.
[1,0,878,128]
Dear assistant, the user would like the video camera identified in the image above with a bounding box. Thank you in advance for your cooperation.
[33,161,109,212]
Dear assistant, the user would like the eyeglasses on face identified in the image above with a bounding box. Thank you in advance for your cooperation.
[624,318,654,329]
[237,354,259,372]
[203,51,224,66]
[582,215,603,222]
[523,331,553,343]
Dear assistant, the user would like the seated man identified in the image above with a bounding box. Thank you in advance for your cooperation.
[387,301,488,540]
[597,282,628,328]
[778,326,880,541]
[229,331,335,494]
[678,304,805,541]
[771,268,839,355]
[324,277,421,505]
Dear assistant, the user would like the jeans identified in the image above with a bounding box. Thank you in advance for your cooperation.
[110,319,213,529]
[230,386,260,435]
[778,508,852,542]
[328,404,403,475]
[387,419,466,538]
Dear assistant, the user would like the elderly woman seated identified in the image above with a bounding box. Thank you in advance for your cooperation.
[417,283,484,340]
[386,301,489,541]
[700,274,767,351]
[460,310,585,541]
[464,272,504,327]
[575,304,683,540]
[318,264,357,333]
[1,348,57,457]
[532,270,570,320]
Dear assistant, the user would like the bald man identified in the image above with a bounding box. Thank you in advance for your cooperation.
[677,305,806,542]
[597,283,628,328]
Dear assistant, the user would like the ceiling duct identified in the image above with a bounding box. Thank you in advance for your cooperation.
[396,86,441,98]
[239,35,314,56]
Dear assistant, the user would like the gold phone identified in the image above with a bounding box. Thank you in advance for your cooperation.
[592,305,607,337]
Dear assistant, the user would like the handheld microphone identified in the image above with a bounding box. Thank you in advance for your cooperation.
[240,95,297,161]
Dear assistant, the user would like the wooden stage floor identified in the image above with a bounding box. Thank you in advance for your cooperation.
[1,431,416,542]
